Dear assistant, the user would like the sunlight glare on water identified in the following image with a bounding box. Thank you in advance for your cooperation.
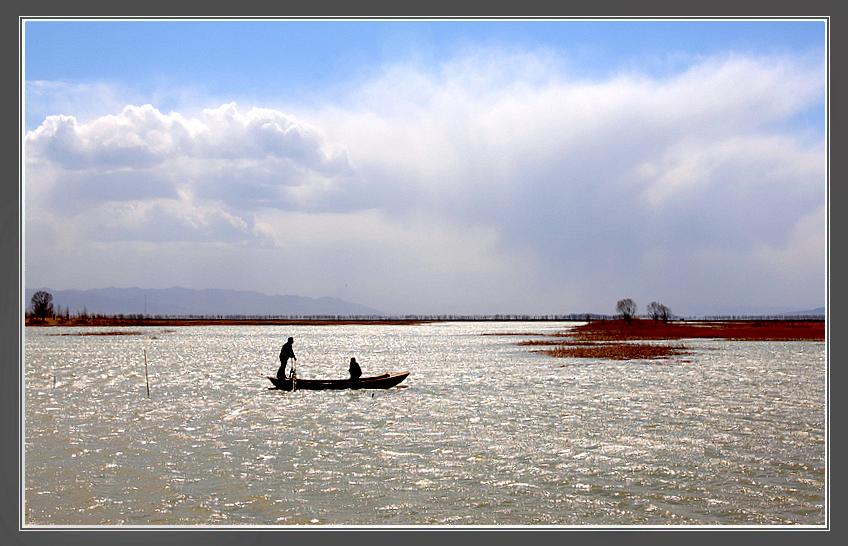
[24,322,825,526]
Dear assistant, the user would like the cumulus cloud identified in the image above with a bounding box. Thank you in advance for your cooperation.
[24,51,826,314]
[27,103,350,172]
[25,102,354,241]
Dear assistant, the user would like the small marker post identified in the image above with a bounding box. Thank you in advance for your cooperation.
[143,349,150,398]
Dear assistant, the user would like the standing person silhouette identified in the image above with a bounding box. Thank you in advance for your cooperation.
[277,337,297,379]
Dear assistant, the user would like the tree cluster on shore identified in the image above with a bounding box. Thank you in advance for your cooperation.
[616,298,672,323]
[646,301,672,322]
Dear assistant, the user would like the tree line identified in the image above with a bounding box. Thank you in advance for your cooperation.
[27,290,820,323]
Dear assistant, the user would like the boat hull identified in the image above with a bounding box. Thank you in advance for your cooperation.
[267,371,409,391]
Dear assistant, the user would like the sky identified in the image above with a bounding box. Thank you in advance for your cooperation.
[23,19,827,315]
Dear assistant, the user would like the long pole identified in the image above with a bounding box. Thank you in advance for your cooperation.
[143,349,150,398]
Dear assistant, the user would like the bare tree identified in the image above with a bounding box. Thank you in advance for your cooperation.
[31,291,54,322]
[647,301,661,320]
[647,301,671,322]
[616,298,637,323]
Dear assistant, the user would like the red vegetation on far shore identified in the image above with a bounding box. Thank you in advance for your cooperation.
[502,319,824,361]
[569,319,824,342]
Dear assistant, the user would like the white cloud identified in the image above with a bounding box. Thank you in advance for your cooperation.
[82,195,250,243]
[754,205,826,284]
[25,102,355,241]
[638,135,823,210]
[26,103,350,172]
[24,52,826,314]
[253,208,513,275]
[249,208,542,313]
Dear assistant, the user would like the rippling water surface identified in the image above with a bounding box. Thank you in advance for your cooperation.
[24,322,825,526]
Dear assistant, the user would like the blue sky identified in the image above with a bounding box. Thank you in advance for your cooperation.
[23,20,827,315]
[25,20,825,126]
[25,20,824,78]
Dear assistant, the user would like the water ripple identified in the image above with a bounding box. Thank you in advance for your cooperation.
[25,323,825,525]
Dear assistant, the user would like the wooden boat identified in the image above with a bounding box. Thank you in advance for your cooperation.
[267,371,409,391]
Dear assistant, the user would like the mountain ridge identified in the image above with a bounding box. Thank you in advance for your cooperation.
[24,287,383,316]
[789,306,825,316]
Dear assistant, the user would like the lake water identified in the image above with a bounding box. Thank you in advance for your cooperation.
[23,322,826,526]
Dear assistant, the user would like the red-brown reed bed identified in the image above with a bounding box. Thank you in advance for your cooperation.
[504,318,823,361]
[570,319,824,342]
[540,342,688,360]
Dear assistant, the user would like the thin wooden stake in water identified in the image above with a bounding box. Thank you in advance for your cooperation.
[143,349,150,398]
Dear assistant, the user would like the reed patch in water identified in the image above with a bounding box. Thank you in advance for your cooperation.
[539,342,689,360]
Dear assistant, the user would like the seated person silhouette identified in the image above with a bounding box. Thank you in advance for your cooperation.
[349,357,362,383]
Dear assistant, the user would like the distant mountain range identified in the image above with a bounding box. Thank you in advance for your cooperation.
[24,287,383,317]
[789,306,825,316]
[23,286,824,318]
